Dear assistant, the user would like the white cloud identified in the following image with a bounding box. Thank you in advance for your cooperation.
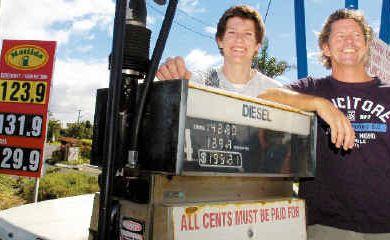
[312,30,320,37]
[185,49,221,71]
[76,45,94,53]
[0,0,114,46]
[147,16,156,26]
[307,50,321,61]
[0,0,114,123]
[178,0,205,14]
[49,58,109,123]
[84,34,96,41]
[204,26,216,35]
[72,19,97,33]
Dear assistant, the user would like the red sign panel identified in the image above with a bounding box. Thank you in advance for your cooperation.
[0,40,56,178]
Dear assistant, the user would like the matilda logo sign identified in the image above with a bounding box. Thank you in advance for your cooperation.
[4,44,48,70]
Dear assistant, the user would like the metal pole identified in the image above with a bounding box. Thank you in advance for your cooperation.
[97,0,127,239]
[379,0,390,44]
[294,0,308,79]
[33,178,40,203]
[345,0,358,9]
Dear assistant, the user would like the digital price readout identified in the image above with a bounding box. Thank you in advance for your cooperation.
[0,79,47,104]
[185,118,251,171]
[198,149,242,168]
[0,112,43,137]
[0,146,40,172]
[193,120,242,168]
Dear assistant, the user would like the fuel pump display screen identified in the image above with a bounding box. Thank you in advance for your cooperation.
[190,120,242,168]
[183,117,303,174]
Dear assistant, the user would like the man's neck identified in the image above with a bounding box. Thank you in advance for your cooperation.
[222,62,253,84]
[331,65,372,83]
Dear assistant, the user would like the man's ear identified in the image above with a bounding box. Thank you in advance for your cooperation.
[322,43,331,57]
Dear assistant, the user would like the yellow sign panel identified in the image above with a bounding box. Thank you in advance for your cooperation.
[0,79,47,104]
[5,45,49,70]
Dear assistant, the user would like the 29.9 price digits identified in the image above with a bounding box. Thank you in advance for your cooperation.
[0,146,40,172]
[0,113,42,137]
[0,79,47,104]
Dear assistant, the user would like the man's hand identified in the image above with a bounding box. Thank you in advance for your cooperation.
[258,88,355,150]
[313,98,355,150]
[156,56,192,80]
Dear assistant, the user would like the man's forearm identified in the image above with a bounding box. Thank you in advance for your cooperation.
[257,87,324,113]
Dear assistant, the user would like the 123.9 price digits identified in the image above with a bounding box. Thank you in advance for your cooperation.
[0,146,40,172]
[0,113,42,137]
[0,79,47,104]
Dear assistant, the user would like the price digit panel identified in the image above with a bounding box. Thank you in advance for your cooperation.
[0,79,47,104]
[0,112,43,137]
[0,146,41,172]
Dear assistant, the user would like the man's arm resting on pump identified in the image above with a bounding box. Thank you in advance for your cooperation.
[258,88,355,150]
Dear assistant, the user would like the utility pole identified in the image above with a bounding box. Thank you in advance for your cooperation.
[77,109,82,123]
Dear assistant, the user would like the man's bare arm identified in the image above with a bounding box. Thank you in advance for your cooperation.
[258,88,355,150]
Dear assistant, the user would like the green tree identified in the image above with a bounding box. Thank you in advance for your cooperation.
[47,119,61,142]
[63,120,93,139]
[252,39,294,78]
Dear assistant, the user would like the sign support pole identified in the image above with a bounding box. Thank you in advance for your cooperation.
[33,178,40,203]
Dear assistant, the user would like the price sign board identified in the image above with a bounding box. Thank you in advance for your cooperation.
[0,40,56,178]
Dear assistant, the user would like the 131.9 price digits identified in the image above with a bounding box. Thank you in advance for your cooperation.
[0,113,42,137]
[0,79,47,104]
[0,146,40,172]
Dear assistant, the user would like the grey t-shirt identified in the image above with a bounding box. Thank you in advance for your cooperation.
[191,66,283,97]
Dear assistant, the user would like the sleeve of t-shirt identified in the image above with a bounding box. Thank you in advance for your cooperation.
[263,75,284,89]
[288,77,317,95]
[190,69,209,85]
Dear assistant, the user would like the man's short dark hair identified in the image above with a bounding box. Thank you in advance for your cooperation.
[216,5,265,54]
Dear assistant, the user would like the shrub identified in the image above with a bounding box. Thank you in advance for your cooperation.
[20,171,98,202]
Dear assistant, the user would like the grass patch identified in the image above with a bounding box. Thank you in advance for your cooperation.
[0,168,98,209]
[20,171,99,202]
[0,175,26,210]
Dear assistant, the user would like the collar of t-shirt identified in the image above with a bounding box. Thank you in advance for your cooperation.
[216,66,254,90]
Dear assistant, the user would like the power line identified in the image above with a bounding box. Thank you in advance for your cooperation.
[147,4,214,40]
[264,0,272,24]
[176,8,215,27]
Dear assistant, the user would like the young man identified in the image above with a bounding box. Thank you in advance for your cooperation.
[287,9,390,239]
[157,5,355,150]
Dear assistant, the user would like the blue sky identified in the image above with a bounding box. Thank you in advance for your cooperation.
[0,0,386,124]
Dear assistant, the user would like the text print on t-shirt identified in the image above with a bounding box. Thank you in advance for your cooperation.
[331,96,389,148]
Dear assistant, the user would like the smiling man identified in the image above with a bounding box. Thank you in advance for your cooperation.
[288,9,390,240]
[157,5,282,96]
[157,5,355,150]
